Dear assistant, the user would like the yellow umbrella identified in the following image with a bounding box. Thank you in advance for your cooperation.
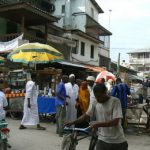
[7,43,64,64]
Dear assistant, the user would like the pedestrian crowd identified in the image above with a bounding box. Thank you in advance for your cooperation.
[1,73,150,150]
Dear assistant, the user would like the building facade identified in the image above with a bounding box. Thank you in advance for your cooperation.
[53,0,111,67]
[0,0,111,68]
[128,48,150,77]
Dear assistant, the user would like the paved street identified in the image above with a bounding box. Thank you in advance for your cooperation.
[6,118,150,150]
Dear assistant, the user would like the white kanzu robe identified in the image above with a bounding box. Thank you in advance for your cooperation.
[21,80,39,126]
[65,83,79,122]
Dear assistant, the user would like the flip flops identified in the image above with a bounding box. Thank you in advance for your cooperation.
[19,125,27,129]
[37,126,46,130]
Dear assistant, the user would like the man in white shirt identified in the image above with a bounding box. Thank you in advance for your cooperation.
[65,74,79,122]
[86,76,95,94]
[19,73,45,130]
[65,83,128,150]
[0,85,8,120]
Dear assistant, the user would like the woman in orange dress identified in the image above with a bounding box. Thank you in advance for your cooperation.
[76,81,90,127]
[78,81,90,114]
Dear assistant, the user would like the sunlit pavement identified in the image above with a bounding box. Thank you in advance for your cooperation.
[6,118,150,150]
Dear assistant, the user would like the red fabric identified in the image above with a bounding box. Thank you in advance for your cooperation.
[96,71,116,83]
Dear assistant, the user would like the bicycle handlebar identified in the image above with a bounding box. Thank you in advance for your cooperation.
[64,126,91,134]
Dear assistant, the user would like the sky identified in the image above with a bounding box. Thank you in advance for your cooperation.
[96,0,150,63]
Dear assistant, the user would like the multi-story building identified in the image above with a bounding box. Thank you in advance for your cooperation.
[53,0,112,67]
[0,0,111,68]
[128,48,150,76]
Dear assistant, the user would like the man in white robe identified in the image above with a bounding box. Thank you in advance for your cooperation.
[19,73,45,130]
[65,74,79,122]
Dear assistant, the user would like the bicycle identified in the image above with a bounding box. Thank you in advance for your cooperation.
[61,127,98,150]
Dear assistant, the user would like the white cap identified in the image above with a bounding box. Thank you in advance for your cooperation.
[69,74,75,78]
[86,76,95,81]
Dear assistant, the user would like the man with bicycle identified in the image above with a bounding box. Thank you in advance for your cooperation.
[65,83,128,150]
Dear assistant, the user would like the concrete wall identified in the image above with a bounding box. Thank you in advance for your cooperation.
[71,34,99,66]
[72,15,86,32]
[53,0,66,28]
[50,0,109,66]
[85,0,99,20]
[71,0,86,13]
[99,47,109,58]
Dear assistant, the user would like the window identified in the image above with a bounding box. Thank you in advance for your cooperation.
[62,5,65,14]
[80,42,85,56]
[72,40,79,54]
[145,52,150,58]
[91,8,94,18]
[90,45,94,58]
[138,53,143,59]
[138,67,144,71]
[99,36,110,49]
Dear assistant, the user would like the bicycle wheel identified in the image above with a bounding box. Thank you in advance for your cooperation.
[88,135,98,150]
[61,133,77,150]
[69,133,77,150]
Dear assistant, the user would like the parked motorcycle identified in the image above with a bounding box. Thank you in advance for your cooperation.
[0,120,10,150]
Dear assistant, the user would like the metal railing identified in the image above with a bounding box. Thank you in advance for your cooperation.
[0,33,19,42]
[0,0,54,14]
[0,32,46,43]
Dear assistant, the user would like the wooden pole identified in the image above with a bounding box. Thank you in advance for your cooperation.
[45,23,48,44]
[21,16,25,33]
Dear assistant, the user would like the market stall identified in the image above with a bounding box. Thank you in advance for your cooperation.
[5,42,64,119]
[5,67,61,119]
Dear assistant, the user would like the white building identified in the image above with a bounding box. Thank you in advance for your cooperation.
[128,48,150,76]
[52,0,112,68]
[0,0,111,68]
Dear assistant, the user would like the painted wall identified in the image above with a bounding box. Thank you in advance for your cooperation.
[72,15,86,32]
[51,0,109,66]
[99,47,109,58]
[71,34,99,66]
[53,0,66,28]
[85,0,99,20]
[71,0,86,13]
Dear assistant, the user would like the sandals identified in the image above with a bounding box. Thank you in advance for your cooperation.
[37,126,46,130]
[19,125,27,130]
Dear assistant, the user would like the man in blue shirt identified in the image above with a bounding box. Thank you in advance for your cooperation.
[55,75,68,137]
[111,78,130,129]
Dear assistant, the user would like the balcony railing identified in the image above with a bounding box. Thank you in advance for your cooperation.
[0,0,54,14]
[0,32,46,43]
[130,58,150,64]
[0,33,20,42]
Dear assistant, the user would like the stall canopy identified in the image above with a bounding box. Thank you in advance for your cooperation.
[128,74,143,81]
[58,61,106,72]
[58,61,85,68]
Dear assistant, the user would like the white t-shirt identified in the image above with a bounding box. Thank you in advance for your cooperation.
[0,91,8,120]
[86,96,126,143]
